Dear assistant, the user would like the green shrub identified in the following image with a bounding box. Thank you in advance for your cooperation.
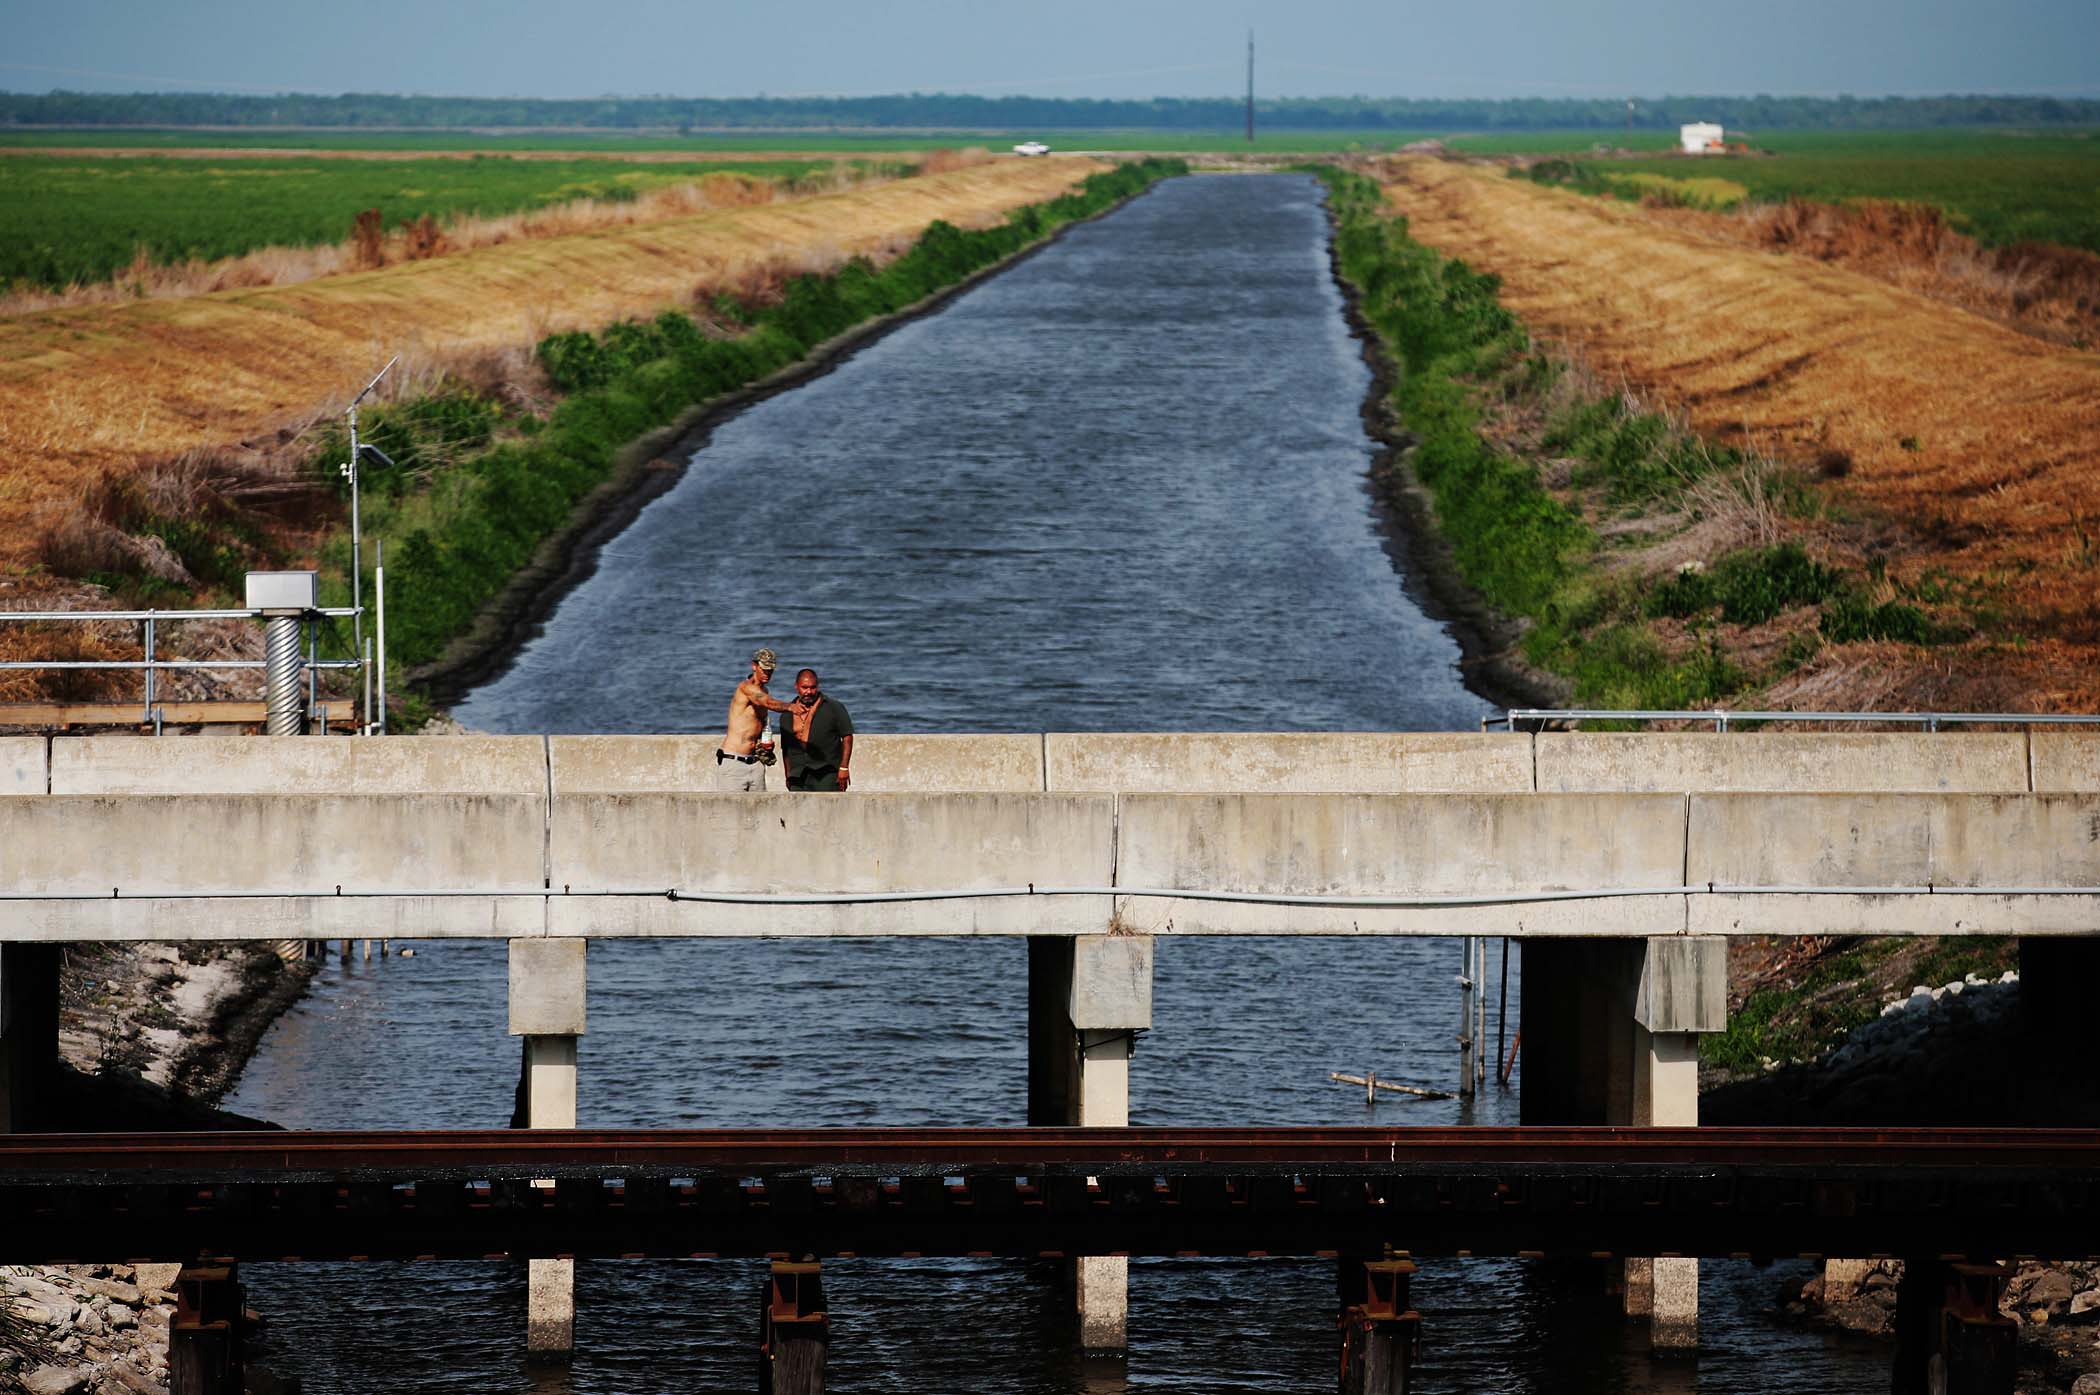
[1646,544,1843,625]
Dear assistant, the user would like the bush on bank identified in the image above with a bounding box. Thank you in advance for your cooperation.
[1313,165,1970,710]
[312,160,1187,689]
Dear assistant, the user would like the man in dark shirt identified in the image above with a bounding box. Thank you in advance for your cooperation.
[780,668,855,791]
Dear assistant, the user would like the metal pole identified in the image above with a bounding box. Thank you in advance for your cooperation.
[1477,937,1488,1089]
[375,540,387,735]
[263,617,305,736]
[305,618,318,731]
[141,615,155,725]
[1457,936,1475,1099]
[1496,937,1509,1089]
[348,404,363,660]
[363,636,373,735]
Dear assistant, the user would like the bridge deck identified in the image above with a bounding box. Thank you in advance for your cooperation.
[6,1127,2097,1264]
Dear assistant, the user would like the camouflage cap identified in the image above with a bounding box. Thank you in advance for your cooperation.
[751,647,778,672]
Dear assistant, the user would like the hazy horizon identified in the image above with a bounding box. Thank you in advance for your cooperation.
[1,0,2093,104]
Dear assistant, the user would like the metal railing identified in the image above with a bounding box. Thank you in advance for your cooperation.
[1482,707,2100,733]
[0,606,365,732]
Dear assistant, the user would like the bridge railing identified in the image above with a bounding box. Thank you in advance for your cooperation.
[1483,707,2100,733]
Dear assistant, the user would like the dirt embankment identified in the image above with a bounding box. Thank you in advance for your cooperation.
[1373,155,2100,709]
[0,157,1105,579]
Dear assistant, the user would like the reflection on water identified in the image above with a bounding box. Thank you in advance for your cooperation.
[230,176,1888,1392]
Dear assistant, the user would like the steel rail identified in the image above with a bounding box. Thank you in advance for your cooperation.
[7,1126,2100,1177]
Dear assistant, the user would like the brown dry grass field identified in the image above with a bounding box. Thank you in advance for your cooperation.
[1375,155,2100,706]
[3,145,913,163]
[0,156,1102,574]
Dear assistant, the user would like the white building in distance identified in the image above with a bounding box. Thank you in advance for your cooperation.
[1679,122,1726,154]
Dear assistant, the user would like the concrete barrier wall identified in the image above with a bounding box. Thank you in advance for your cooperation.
[1685,792,2100,936]
[0,736,45,796]
[549,734,1042,793]
[1535,732,2031,793]
[50,735,547,795]
[1045,733,1531,793]
[1111,793,1687,935]
[2032,733,2100,792]
[546,793,1114,936]
[0,794,547,939]
[29,731,2100,795]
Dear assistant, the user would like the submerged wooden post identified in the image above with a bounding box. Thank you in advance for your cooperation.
[169,1263,244,1395]
[1338,1257,1420,1395]
[759,1260,828,1395]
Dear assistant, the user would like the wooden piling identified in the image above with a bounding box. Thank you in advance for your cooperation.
[759,1260,828,1395]
[1338,1257,1419,1395]
[169,1264,243,1395]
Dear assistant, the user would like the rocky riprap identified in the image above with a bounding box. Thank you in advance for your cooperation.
[0,1263,182,1395]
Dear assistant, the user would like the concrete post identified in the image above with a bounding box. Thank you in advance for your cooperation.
[509,938,586,1361]
[1630,936,1727,1352]
[0,943,62,1133]
[1029,935,1152,1352]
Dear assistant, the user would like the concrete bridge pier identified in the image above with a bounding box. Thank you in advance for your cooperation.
[0,942,61,1133]
[509,937,586,1361]
[1520,936,1726,1351]
[1027,933,1154,1351]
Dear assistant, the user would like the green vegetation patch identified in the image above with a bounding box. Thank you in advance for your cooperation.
[1517,129,2100,253]
[0,153,861,290]
[1312,165,1975,713]
[1701,936,2016,1072]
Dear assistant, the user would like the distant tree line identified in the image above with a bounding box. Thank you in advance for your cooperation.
[2,90,2095,131]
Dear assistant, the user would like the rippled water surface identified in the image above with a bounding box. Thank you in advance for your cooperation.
[230,175,1887,1393]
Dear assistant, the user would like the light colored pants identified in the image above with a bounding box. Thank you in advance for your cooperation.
[714,756,768,793]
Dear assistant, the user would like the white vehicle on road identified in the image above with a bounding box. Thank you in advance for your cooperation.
[1012,141,1051,157]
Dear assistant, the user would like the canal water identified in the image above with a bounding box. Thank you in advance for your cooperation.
[228,175,1887,1392]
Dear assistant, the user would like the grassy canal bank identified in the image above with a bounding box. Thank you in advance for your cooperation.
[1315,162,1991,716]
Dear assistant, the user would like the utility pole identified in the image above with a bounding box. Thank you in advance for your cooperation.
[1246,30,1255,145]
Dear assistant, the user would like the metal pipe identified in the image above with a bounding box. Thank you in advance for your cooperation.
[1495,938,1509,1089]
[0,659,360,671]
[1456,936,1475,1099]
[375,540,387,736]
[362,637,373,735]
[1485,707,2100,730]
[0,608,361,622]
[305,619,317,732]
[263,616,304,736]
[141,615,155,725]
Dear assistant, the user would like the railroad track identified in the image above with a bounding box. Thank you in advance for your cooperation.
[6,1126,2099,1264]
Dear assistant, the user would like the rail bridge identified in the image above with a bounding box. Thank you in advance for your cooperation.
[4,729,2098,1393]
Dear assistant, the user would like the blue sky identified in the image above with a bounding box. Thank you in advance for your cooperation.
[2,0,2094,100]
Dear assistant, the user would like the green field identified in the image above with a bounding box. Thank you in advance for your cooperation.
[0,126,1443,155]
[1505,128,2100,251]
[0,153,867,291]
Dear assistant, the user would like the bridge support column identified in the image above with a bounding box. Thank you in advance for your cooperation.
[0,943,61,1133]
[1892,1260,2017,1395]
[509,937,586,1361]
[1629,936,1727,1352]
[2020,938,2100,1120]
[169,1263,244,1395]
[1030,934,1152,1351]
[1338,1257,1420,1395]
[759,1261,828,1395]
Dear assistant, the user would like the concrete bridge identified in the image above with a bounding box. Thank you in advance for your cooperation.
[3,729,2097,1382]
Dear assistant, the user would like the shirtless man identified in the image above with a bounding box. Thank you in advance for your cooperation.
[716,648,799,792]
